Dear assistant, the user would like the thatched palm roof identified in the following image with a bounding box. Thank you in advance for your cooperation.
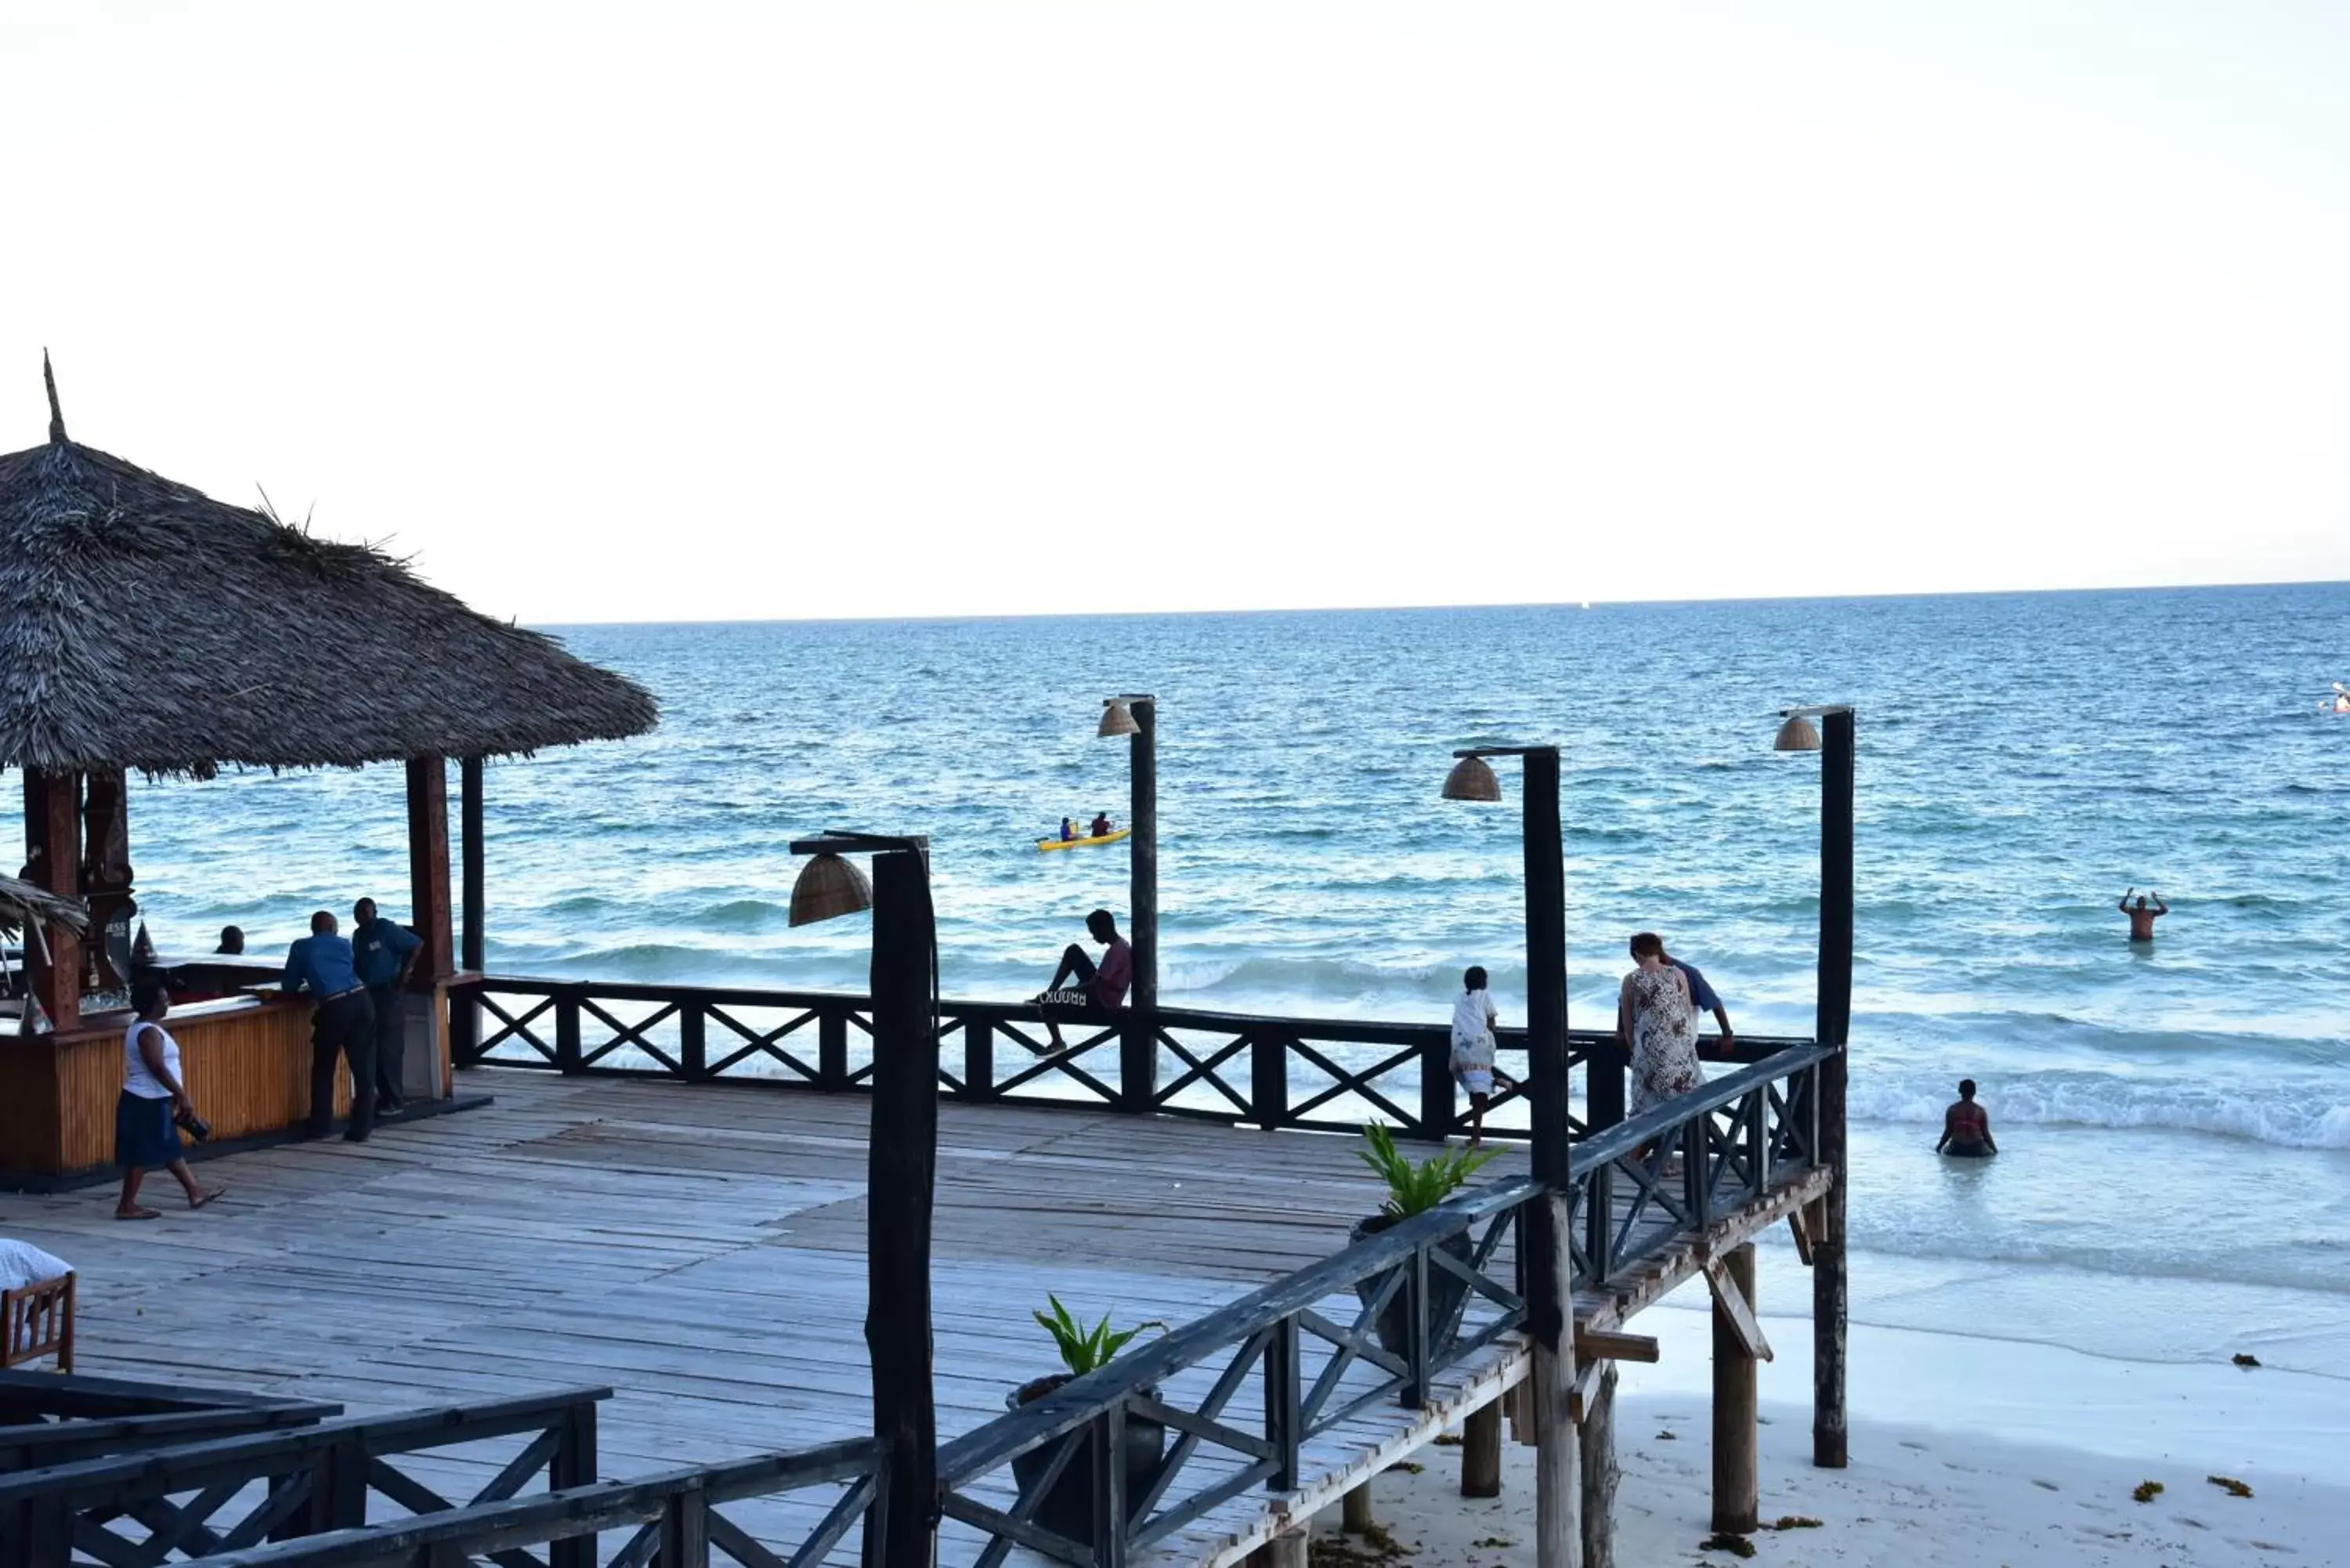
[0,873,85,938]
[0,366,657,778]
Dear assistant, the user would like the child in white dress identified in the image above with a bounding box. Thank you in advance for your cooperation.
[1449,966,1515,1147]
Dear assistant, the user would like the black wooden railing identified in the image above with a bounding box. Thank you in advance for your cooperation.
[190,1437,885,1568]
[453,975,1811,1145]
[931,1039,1835,1568]
[0,1370,341,1474]
[0,1386,608,1566]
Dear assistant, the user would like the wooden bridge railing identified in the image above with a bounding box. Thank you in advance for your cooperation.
[452,974,1812,1144]
[0,1386,608,1567]
[188,1437,886,1568]
[0,1369,342,1474]
[932,1039,1835,1568]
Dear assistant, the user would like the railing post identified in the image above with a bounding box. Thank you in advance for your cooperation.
[1264,1314,1301,1490]
[964,1017,995,1102]
[555,992,583,1074]
[1119,1015,1156,1114]
[1586,1040,1625,1140]
[820,1008,851,1090]
[1092,1407,1130,1568]
[1418,1033,1452,1143]
[449,980,480,1065]
[1404,1245,1431,1407]
[551,1400,599,1568]
[1683,1115,1708,1232]
[660,1488,710,1568]
[1582,1162,1612,1288]
[1250,1031,1286,1130]
[679,1003,707,1081]
[1746,1088,1769,1200]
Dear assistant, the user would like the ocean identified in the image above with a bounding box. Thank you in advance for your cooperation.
[25,583,2350,1378]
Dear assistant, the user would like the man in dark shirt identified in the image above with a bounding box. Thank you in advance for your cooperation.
[283,910,378,1142]
[351,898,421,1115]
[1655,940,1734,1055]
[1036,909,1133,1053]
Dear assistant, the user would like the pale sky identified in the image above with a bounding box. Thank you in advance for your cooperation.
[4,2,2344,621]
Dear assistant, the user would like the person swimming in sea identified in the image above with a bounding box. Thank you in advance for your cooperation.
[2118,887,2167,942]
[1936,1078,1998,1158]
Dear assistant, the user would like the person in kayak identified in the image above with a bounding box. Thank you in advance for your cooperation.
[2119,887,2167,942]
[1060,817,1077,842]
[1034,909,1133,1052]
[1936,1079,1998,1158]
[1090,811,1112,838]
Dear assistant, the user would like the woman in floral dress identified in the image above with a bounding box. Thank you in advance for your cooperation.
[1618,931,1704,1115]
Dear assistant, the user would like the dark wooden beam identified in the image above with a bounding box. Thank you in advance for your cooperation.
[79,768,132,990]
[21,770,82,1031]
[865,847,938,1568]
[460,757,485,973]
[1578,1361,1618,1568]
[405,757,454,983]
[1123,697,1159,1111]
[1813,708,1853,1470]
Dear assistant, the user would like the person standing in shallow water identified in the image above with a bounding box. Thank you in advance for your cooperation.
[2118,887,2167,942]
[1936,1078,1998,1158]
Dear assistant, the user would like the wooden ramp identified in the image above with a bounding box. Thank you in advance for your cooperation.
[0,1068,1823,1566]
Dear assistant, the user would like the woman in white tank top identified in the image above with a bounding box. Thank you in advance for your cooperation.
[115,979,223,1219]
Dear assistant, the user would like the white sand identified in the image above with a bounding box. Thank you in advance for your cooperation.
[1303,1310,2348,1566]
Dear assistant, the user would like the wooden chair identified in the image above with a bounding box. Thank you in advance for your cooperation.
[2,1271,75,1371]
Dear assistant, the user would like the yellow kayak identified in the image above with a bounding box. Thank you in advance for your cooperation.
[1036,828,1133,852]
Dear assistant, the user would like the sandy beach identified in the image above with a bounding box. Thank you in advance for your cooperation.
[1308,1306,2347,1566]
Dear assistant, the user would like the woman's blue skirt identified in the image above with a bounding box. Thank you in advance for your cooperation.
[115,1090,183,1169]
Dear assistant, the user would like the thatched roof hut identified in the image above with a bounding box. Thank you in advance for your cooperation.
[0,873,85,939]
[0,364,656,779]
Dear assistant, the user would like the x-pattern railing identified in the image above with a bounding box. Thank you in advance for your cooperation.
[458,977,1813,1149]
[935,1180,1536,1568]
[0,1388,606,1568]
[186,1439,884,1568]
[1568,1042,1833,1289]
[0,1371,341,1474]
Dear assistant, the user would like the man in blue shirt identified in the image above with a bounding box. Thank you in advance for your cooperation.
[283,910,378,1142]
[351,898,422,1115]
[1658,940,1735,1056]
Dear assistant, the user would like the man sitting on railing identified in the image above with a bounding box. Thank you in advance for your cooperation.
[1032,909,1132,1053]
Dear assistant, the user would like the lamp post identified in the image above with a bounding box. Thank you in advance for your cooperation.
[1775,704,1853,1472]
[1097,695,1157,1110]
[789,832,938,1568]
[1441,744,1578,1568]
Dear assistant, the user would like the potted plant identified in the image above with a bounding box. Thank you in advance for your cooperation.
[1007,1296,1170,1543]
[1351,1122,1497,1367]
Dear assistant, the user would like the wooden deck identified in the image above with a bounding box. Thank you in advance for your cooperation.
[0,1068,1825,1566]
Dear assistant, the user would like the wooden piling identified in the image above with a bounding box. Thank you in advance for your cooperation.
[1533,1191,1583,1568]
[405,756,455,983]
[1711,1244,1760,1534]
[1343,1479,1374,1531]
[1578,1361,1618,1568]
[1462,1403,1502,1498]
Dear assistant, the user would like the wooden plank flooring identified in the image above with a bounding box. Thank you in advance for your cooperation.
[0,1068,1823,1567]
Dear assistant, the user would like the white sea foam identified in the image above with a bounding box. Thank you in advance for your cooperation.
[1849,1072,2350,1149]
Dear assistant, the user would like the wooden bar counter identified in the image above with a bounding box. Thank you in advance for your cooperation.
[0,997,328,1182]
[0,985,454,1187]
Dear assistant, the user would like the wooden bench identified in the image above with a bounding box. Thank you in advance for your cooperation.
[1,1273,74,1372]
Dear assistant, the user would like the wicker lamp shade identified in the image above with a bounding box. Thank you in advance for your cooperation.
[789,852,873,927]
[1097,700,1141,738]
[1441,754,1502,802]
[1773,714,1822,752]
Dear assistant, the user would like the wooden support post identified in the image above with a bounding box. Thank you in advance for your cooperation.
[964,1017,995,1100]
[79,767,132,990]
[819,1009,850,1089]
[550,1400,599,1568]
[1524,748,1568,1178]
[1342,1480,1373,1532]
[1462,1403,1502,1498]
[460,756,485,972]
[1533,1190,1582,1568]
[1712,1245,1760,1535]
[1813,708,1853,1470]
[1122,697,1159,1112]
[1419,1032,1453,1141]
[866,847,938,1568]
[1578,1360,1618,1568]
[1506,1373,1535,1446]
[404,757,455,982]
[20,771,82,1032]
[678,1004,707,1080]
[1254,1527,1308,1568]
[1251,1029,1287,1130]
